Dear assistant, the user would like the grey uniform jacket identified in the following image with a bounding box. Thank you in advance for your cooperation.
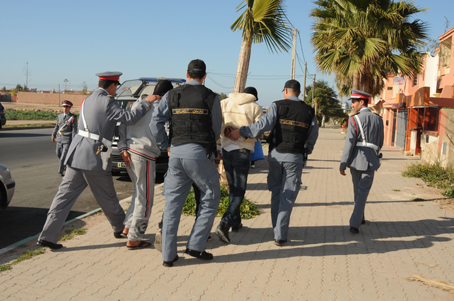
[340,108,384,171]
[52,113,78,144]
[65,88,151,171]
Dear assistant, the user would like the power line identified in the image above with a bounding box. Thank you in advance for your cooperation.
[297,32,307,64]
[206,74,234,90]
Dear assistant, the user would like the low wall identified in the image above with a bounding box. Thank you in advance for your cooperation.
[17,92,89,107]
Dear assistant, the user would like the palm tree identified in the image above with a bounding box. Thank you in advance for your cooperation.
[310,0,428,97]
[231,0,291,92]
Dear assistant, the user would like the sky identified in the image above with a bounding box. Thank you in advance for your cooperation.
[1,0,453,107]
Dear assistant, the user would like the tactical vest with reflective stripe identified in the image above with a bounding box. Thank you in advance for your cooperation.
[168,84,217,157]
[268,99,314,154]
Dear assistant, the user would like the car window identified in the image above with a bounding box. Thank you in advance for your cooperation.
[117,100,135,110]
[116,80,143,98]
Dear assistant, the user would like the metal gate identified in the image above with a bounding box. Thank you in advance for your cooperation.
[396,110,408,149]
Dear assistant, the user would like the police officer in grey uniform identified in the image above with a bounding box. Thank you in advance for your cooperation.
[37,72,160,250]
[150,59,222,267]
[227,80,319,246]
[340,89,384,234]
[52,100,78,176]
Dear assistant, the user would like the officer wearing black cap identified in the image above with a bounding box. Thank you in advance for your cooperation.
[52,100,77,176]
[227,79,319,246]
[38,71,161,250]
[151,59,222,267]
[340,89,384,234]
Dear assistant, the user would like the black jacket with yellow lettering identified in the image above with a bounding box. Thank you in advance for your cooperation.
[268,99,315,154]
[168,84,217,157]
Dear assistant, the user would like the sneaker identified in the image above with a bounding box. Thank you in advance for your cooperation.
[274,239,287,246]
[215,222,230,244]
[232,223,243,232]
[251,164,255,169]
[154,230,162,252]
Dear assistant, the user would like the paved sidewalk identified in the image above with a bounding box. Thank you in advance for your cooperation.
[1,128,454,300]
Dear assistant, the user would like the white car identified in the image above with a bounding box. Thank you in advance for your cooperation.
[0,164,15,211]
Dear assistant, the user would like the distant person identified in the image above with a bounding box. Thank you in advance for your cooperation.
[215,86,263,244]
[339,89,384,234]
[52,100,77,176]
[118,80,174,250]
[150,59,222,267]
[226,80,319,246]
[37,72,160,250]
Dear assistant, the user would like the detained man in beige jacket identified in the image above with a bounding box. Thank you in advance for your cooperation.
[215,87,263,244]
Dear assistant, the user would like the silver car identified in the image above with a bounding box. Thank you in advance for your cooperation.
[0,164,15,211]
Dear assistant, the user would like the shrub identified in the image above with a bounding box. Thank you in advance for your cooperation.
[182,184,260,219]
[402,162,454,197]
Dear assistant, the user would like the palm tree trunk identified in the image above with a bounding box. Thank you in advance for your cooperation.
[234,38,252,93]
[353,74,360,90]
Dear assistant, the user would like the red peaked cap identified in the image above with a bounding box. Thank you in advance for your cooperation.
[95,72,123,82]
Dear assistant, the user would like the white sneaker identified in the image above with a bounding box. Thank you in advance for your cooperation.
[251,164,255,169]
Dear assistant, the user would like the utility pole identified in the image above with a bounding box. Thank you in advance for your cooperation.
[290,28,298,80]
[23,61,29,90]
[302,62,307,100]
[311,74,316,108]
[58,84,60,105]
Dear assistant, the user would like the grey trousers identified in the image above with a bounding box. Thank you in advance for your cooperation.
[56,142,70,174]
[124,154,155,241]
[39,166,125,243]
[267,160,303,241]
[350,169,375,228]
[162,157,220,262]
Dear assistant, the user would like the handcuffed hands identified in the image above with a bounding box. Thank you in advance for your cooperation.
[224,126,241,141]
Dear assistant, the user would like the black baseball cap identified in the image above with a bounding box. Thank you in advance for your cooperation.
[243,87,258,101]
[187,59,206,75]
[282,79,301,92]
[153,80,173,96]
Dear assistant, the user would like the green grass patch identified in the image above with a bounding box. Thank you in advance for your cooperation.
[59,228,87,242]
[0,248,46,273]
[402,163,454,198]
[182,184,260,219]
[5,108,79,121]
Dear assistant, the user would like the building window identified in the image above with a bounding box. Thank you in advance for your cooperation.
[424,107,439,132]
[412,76,418,87]
[387,87,393,90]
[440,36,452,70]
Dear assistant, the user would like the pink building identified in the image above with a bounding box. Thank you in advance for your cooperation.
[380,27,454,158]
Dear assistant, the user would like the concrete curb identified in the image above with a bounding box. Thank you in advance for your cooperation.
[0,181,161,256]
[1,125,55,131]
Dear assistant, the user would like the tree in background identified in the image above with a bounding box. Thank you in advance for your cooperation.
[218,93,228,100]
[304,80,346,127]
[81,81,88,95]
[1,87,6,92]
[231,0,291,92]
[15,84,23,92]
[310,0,428,98]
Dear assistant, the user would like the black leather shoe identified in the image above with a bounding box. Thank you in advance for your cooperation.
[350,227,359,234]
[114,231,127,239]
[185,248,213,260]
[361,219,366,225]
[215,222,230,244]
[232,223,243,232]
[37,240,63,249]
[274,239,287,246]
[163,255,179,267]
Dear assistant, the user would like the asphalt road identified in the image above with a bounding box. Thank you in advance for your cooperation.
[0,128,163,249]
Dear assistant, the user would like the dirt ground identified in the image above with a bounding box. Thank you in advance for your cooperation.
[2,102,80,113]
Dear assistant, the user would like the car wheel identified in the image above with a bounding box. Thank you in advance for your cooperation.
[111,170,121,176]
[0,183,6,211]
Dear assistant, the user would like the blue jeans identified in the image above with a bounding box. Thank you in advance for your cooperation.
[221,149,250,228]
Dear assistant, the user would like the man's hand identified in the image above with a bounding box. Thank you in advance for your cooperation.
[228,129,241,141]
[121,151,131,169]
[145,95,162,103]
[214,151,222,165]
[51,137,56,143]
[167,147,170,158]
[339,169,346,176]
